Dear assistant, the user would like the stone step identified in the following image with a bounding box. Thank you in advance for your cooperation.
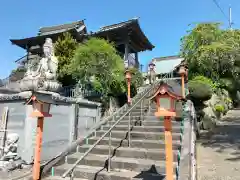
[45,175,87,180]
[77,145,178,161]
[52,164,170,180]
[96,130,181,141]
[66,153,177,174]
[87,137,181,150]
[116,111,145,117]
[143,116,180,121]
[114,114,182,121]
[107,120,181,127]
[102,125,182,133]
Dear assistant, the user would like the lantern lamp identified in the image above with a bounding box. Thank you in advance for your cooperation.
[178,65,186,75]
[178,64,187,98]
[26,96,52,118]
[125,69,132,80]
[149,83,182,118]
[149,62,156,71]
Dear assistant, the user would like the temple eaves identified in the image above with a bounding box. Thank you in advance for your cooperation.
[92,18,155,52]
[10,18,154,53]
[10,20,87,50]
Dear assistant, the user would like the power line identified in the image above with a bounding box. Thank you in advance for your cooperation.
[212,0,233,29]
[212,0,229,20]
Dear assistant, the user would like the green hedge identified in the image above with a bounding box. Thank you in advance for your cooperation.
[189,76,213,101]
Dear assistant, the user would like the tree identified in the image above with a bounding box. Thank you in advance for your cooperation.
[9,66,26,81]
[54,32,78,86]
[55,35,144,105]
[67,37,126,100]
[128,67,144,96]
[180,23,240,83]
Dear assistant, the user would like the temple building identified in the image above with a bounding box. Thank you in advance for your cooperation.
[10,18,154,74]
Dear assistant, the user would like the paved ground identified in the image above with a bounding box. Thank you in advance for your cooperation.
[197,109,240,180]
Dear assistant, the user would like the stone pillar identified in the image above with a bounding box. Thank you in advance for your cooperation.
[22,105,37,164]
[69,104,78,143]
[95,106,101,123]
[124,42,129,68]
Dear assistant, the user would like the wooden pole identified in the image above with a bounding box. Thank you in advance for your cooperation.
[127,78,131,104]
[33,117,44,180]
[164,116,173,180]
[181,74,185,98]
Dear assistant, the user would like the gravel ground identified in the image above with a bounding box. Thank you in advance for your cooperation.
[197,110,240,180]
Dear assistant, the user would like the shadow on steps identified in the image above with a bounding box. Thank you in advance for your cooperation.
[133,165,166,180]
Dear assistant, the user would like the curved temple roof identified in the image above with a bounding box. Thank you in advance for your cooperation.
[10,20,87,50]
[92,18,154,52]
[10,18,154,53]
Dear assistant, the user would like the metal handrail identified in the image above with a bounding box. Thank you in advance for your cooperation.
[41,79,156,177]
[62,79,161,178]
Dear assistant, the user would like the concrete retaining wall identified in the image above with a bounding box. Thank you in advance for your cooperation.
[0,102,100,163]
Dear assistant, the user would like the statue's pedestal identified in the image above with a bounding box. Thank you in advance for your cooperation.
[20,78,62,93]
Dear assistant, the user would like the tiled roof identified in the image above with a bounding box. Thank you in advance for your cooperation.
[154,57,183,74]
[152,55,181,62]
[39,20,86,35]
[10,20,87,49]
[93,18,154,52]
[98,18,138,33]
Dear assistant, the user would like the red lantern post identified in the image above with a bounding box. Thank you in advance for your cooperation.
[125,69,132,104]
[26,96,52,180]
[149,83,182,180]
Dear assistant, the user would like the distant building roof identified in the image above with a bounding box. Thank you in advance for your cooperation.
[38,20,87,36]
[152,55,184,74]
[10,20,87,50]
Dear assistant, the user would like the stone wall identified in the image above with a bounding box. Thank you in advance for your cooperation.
[0,102,100,163]
[198,89,233,130]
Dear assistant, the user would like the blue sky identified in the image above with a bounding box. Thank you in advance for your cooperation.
[0,0,239,79]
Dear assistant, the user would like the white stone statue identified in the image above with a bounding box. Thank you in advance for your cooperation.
[24,38,58,80]
[1,133,19,161]
[20,38,62,92]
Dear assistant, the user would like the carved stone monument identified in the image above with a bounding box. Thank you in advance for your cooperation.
[20,38,61,92]
[0,133,25,171]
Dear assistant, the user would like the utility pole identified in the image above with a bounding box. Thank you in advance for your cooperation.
[140,64,143,72]
[229,6,233,29]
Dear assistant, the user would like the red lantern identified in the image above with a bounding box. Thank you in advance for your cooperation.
[26,96,52,118]
[149,83,182,117]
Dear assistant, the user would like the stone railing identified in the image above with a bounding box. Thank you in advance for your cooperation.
[178,100,197,180]
[61,85,101,98]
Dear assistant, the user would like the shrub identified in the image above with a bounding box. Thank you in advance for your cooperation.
[224,97,232,104]
[188,80,213,102]
[191,76,217,91]
[214,104,225,113]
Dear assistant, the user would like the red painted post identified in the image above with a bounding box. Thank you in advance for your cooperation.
[33,117,44,180]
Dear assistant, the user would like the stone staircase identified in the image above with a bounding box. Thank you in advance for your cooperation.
[44,97,182,180]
